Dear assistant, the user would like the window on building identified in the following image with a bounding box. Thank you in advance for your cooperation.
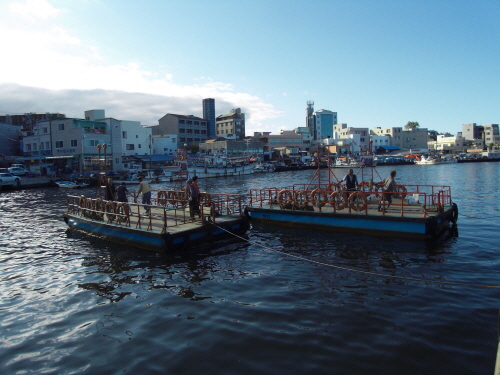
[179,120,185,124]
[58,123,64,131]
[42,127,48,134]
[172,138,176,143]
[136,135,138,138]
[122,131,127,139]
[179,129,185,133]
[45,141,50,149]
[71,139,78,147]
[33,143,37,151]
[55,141,63,148]
[26,144,32,151]
[126,144,135,150]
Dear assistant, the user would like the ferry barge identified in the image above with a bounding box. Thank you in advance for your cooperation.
[63,185,249,252]
[244,157,458,239]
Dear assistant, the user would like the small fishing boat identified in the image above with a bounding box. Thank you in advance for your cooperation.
[56,181,89,189]
[334,157,360,168]
[414,155,440,165]
[244,156,458,239]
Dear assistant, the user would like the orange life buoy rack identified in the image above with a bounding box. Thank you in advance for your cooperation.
[157,190,167,206]
[167,190,177,205]
[310,188,327,207]
[328,191,345,211]
[105,201,116,221]
[294,190,308,209]
[348,191,368,212]
[327,182,342,192]
[79,195,87,216]
[94,198,105,220]
[278,189,293,209]
[396,184,407,199]
[115,202,130,223]
[85,198,94,218]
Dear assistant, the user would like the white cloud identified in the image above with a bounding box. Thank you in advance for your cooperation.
[0,0,284,133]
[9,0,61,21]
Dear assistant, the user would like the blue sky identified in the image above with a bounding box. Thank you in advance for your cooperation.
[0,0,498,136]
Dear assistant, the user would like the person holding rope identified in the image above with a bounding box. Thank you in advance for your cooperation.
[377,170,397,212]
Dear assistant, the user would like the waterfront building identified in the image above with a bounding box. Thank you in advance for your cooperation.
[216,108,245,140]
[371,126,428,151]
[0,112,66,131]
[153,114,208,150]
[334,123,370,154]
[152,134,178,156]
[461,123,500,149]
[428,134,466,154]
[312,109,337,140]
[203,98,216,139]
[306,101,314,139]
[198,139,264,157]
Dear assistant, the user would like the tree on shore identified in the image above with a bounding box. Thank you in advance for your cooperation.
[404,121,420,130]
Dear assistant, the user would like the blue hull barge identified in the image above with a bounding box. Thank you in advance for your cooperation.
[63,191,249,252]
[245,183,458,239]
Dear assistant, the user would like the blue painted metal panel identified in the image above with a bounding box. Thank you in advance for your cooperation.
[247,210,426,235]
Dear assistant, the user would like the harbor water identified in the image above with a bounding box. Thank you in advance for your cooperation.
[1,163,499,374]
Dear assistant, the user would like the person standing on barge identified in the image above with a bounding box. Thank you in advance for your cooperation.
[377,170,397,212]
[187,176,201,219]
[116,182,129,203]
[342,169,358,198]
[137,177,151,214]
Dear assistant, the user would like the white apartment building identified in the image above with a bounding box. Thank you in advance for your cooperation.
[429,134,466,154]
[371,126,428,150]
[333,124,370,154]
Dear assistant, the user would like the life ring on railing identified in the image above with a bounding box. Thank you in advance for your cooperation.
[167,190,177,205]
[396,184,407,199]
[310,188,327,207]
[294,190,308,209]
[199,192,211,204]
[177,191,188,206]
[115,203,130,223]
[79,195,86,216]
[85,198,94,218]
[348,191,368,212]
[327,182,342,192]
[157,190,167,206]
[328,191,345,211]
[278,189,293,209]
[105,201,116,221]
[94,198,105,220]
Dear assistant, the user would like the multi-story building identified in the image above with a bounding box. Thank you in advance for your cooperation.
[306,101,314,138]
[429,134,466,154]
[216,108,245,140]
[152,135,178,155]
[199,139,264,157]
[333,124,370,153]
[312,109,337,140]
[154,114,208,150]
[0,113,66,131]
[203,98,216,139]
[462,123,500,149]
[371,126,428,150]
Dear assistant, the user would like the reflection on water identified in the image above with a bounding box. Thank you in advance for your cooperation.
[0,163,499,374]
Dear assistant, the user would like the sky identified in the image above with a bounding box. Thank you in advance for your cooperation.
[0,0,498,136]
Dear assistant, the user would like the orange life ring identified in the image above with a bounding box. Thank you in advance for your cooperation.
[396,184,407,199]
[79,195,87,216]
[157,190,167,206]
[167,190,177,205]
[199,192,211,204]
[94,198,105,220]
[105,201,116,221]
[294,190,308,208]
[327,182,342,192]
[310,188,327,207]
[115,203,130,223]
[177,190,188,206]
[348,191,368,212]
[85,198,94,218]
[278,189,293,209]
[329,191,345,211]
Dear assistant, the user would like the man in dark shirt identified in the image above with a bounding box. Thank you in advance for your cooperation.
[116,182,129,203]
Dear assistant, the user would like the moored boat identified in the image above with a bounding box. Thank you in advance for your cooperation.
[56,181,89,189]
[63,174,249,252]
[414,155,440,165]
[244,157,458,239]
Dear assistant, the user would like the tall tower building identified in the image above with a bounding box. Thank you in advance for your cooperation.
[313,109,337,140]
[306,101,314,138]
[203,98,216,139]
